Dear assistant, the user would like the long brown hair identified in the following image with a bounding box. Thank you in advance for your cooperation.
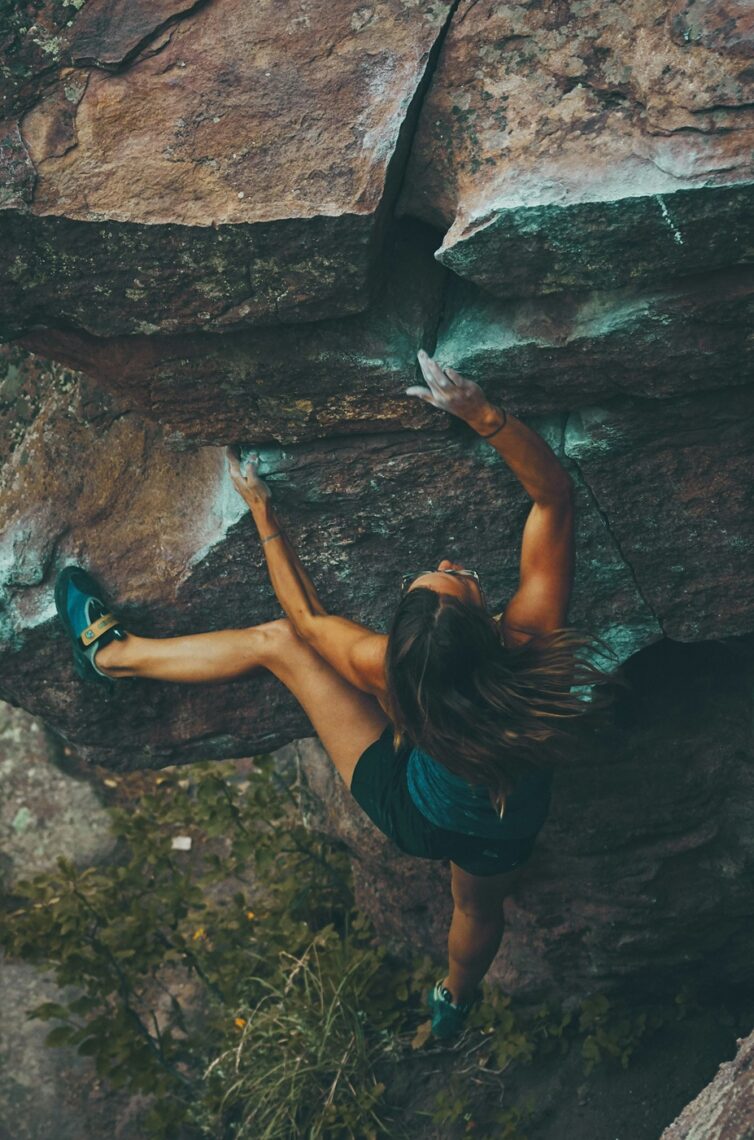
[384,588,618,812]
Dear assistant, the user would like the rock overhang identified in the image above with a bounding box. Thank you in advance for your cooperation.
[0,0,456,337]
[399,0,754,295]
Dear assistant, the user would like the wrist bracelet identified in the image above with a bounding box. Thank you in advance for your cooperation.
[261,531,282,545]
[479,409,508,439]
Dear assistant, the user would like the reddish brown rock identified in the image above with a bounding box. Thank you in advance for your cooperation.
[400,0,754,296]
[18,225,447,445]
[66,0,205,70]
[564,387,754,642]
[0,344,655,767]
[0,0,454,337]
[660,1025,754,1140]
[436,265,754,416]
[299,636,754,1001]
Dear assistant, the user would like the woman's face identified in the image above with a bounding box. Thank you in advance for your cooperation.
[406,560,486,609]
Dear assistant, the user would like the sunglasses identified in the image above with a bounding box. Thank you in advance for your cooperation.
[400,568,486,606]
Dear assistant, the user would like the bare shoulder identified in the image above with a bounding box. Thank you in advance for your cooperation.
[495,607,536,650]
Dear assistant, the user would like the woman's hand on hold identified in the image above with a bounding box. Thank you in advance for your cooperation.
[407,351,504,434]
[227,447,272,509]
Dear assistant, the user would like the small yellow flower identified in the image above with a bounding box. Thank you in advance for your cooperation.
[192,927,207,942]
[246,910,255,921]
[234,1017,246,1030]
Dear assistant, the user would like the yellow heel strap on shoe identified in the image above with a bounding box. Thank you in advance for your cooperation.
[79,613,119,646]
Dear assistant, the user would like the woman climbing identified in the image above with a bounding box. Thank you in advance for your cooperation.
[55,350,603,1039]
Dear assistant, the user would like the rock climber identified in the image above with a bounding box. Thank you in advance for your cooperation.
[55,350,605,1039]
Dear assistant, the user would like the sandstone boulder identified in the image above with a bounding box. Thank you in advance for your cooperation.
[435,266,754,415]
[400,0,754,296]
[0,703,115,884]
[0,0,454,338]
[0,344,655,767]
[18,224,447,445]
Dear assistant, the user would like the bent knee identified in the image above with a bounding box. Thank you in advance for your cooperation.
[253,617,314,672]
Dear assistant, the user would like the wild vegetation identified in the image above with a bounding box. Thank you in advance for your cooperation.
[0,756,696,1139]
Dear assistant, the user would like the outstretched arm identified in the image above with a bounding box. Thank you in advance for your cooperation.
[227,451,387,696]
[407,353,574,645]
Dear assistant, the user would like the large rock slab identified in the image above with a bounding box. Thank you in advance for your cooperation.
[435,265,754,416]
[0,703,115,884]
[400,0,754,296]
[299,635,754,1001]
[660,1025,754,1140]
[0,0,453,338]
[18,224,447,445]
[564,387,754,642]
[0,345,656,766]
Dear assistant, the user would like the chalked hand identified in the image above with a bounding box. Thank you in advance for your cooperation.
[227,447,272,507]
[406,351,502,434]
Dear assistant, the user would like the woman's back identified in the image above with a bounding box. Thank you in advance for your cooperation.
[406,746,553,842]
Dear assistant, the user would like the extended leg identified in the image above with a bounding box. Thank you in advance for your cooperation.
[96,625,279,684]
[97,619,388,789]
[443,863,521,1004]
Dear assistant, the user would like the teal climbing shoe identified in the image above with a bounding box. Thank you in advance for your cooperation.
[54,565,125,685]
[427,981,474,1040]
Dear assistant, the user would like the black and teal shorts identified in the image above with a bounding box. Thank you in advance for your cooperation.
[350,726,551,877]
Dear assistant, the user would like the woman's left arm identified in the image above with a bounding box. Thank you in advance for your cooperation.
[227,451,387,697]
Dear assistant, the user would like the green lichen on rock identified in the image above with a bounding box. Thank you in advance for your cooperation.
[0,0,91,118]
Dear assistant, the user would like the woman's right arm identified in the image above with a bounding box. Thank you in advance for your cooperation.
[407,352,574,646]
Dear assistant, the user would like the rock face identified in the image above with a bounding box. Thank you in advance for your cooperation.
[660,1026,754,1140]
[1,0,754,1005]
[0,343,657,766]
[17,224,447,445]
[0,0,454,336]
[0,703,115,884]
[400,0,754,295]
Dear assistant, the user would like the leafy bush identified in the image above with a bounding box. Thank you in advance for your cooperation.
[0,754,694,1139]
[0,758,410,1138]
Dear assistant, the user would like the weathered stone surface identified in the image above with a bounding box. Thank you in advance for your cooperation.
[0,345,657,766]
[299,635,754,1001]
[0,957,151,1140]
[0,703,115,884]
[1,1,86,121]
[0,121,36,211]
[1,0,453,337]
[564,388,754,641]
[66,0,204,70]
[660,1025,754,1140]
[400,0,754,296]
[18,224,447,445]
[435,266,754,416]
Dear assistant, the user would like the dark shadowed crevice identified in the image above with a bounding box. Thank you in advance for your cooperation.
[364,0,464,307]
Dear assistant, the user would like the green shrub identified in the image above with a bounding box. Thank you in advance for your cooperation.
[0,758,406,1138]
[0,755,694,1138]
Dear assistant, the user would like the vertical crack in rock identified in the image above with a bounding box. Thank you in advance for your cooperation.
[384,0,466,218]
[566,441,664,637]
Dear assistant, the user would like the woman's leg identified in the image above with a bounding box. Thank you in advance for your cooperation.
[96,620,388,789]
[443,863,521,1004]
[96,624,282,684]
